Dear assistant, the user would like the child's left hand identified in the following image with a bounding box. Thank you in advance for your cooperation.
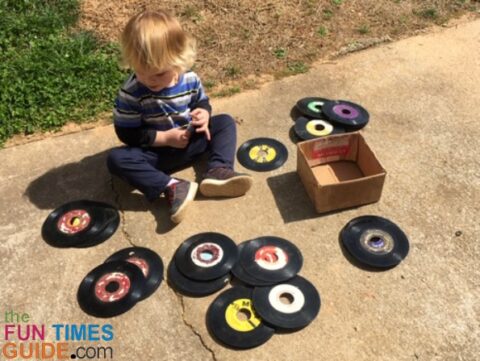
[190,108,211,141]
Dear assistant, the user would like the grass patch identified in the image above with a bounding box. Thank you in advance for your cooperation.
[212,86,241,97]
[0,0,126,145]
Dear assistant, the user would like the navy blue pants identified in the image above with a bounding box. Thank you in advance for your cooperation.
[107,114,237,201]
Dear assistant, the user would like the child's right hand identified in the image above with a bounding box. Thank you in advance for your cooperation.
[163,128,190,148]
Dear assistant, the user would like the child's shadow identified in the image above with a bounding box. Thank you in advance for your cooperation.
[24,149,205,235]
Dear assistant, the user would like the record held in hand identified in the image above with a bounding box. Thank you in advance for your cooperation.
[167,261,230,297]
[322,100,369,130]
[207,287,275,349]
[240,236,303,283]
[42,200,119,248]
[231,241,277,286]
[294,116,345,140]
[296,97,331,118]
[77,261,145,318]
[105,247,163,300]
[174,232,238,281]
[252,276,321,330]
[237,138,288,172]
[340,215,409,268]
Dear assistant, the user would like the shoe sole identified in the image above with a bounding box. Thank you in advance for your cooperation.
[199,175,253,198]
[170,182,198,224]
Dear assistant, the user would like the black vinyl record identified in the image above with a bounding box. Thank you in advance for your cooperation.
[340,215,409,268]
[105,247,164,300]
[42,200,119,248]
[231,241,277,286]
[206,287,275,349]
[237,138,288,172]
[252,276,321,330]
[174,232,238,281]
[167,261,230,297]
[322,100,369,130]
[77,261,145,318]
[296,97,331,118]
[294,116,345,140]
[240,236,303,283]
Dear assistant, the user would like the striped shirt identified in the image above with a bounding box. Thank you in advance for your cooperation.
[113,71,211,146]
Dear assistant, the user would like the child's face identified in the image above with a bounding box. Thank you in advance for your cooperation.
[135,67,178,92]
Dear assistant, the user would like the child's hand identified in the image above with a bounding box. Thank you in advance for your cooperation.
[164,128,190,148]
[191,108,211,141]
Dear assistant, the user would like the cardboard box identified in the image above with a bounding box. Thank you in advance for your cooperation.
[297,132,386,213]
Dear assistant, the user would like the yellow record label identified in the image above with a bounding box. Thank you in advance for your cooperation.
[225,298,261,332]
[248,145,277,163]
[305,120,334,136]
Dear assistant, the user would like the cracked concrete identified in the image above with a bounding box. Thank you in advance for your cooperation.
[1,19,479,361]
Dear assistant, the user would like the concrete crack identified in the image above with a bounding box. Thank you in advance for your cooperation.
[109,176,136,247]
[172,289,218,361]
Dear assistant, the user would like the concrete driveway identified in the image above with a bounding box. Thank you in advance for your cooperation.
[1,19,479,361]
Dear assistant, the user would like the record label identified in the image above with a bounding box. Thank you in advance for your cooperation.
[305,120,334,136]
[126,257,150,277]
[359,229,395,255]
[95,272,131,302]
[57,209,91,234]
[191,242,224,268]
[248,145,277,163]
[296,97,331,118]
[254,246,288,271]
[322,100,369,130]
[268,284,305,314]
[225,298,261,332]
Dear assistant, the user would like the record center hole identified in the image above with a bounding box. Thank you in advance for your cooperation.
[341,109,352,115]
[200,250,214,261]
[261,253,279,263]
[315,124,325,131]
[237,308,252,321]
[69,217,80,226]
[105,281,119,293]
[279,293,294,305]
[368,237,385,248]
[258,149,268,158]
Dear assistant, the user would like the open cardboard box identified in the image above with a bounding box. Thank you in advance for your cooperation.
[297,132,386,213]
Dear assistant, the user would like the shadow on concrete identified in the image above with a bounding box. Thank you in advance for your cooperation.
[24,149,206,235]
[266,172,319,223]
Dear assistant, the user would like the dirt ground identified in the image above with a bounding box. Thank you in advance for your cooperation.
[79,0,479,93]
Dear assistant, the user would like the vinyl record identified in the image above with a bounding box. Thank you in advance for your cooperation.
[167,261,230,297]
[252,276,321,330]
[105,247,164,300]
[296,97,331,118]
[237,138,288,172]
[174,232,238,281]
[322,100,369,130]
[240,236,303,283]
[231,241,277,286]
[77,261,145,318]
[42,200,119,248]
[294,116,345,140]
[340,215,409,268]
[207,287,275,349]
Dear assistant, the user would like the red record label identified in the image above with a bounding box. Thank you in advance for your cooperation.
[57,209,91,234]
[94,272,131,302]
[254,246,289,271]
[126,257,149,277]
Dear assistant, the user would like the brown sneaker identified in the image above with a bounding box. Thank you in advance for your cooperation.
[199,167,253,197]
[165,179,198,223]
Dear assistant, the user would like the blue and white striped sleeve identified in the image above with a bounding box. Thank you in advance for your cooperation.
[113,88,142,128]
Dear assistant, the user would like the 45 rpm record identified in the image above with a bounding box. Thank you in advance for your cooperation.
[42,200,119,248]
[322,100,369,130]
[240,236,303,283]
[207,287,274,349]
[167,261,230,297]
[294,116,345,140]
[296,97,331,118]
[237,138,288,172]
[252,276,321,330]
[231,242,276,286]
[340,215,409,268]
[174,232,238,281]
[105,247,163,300]
[77,261,145,318]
